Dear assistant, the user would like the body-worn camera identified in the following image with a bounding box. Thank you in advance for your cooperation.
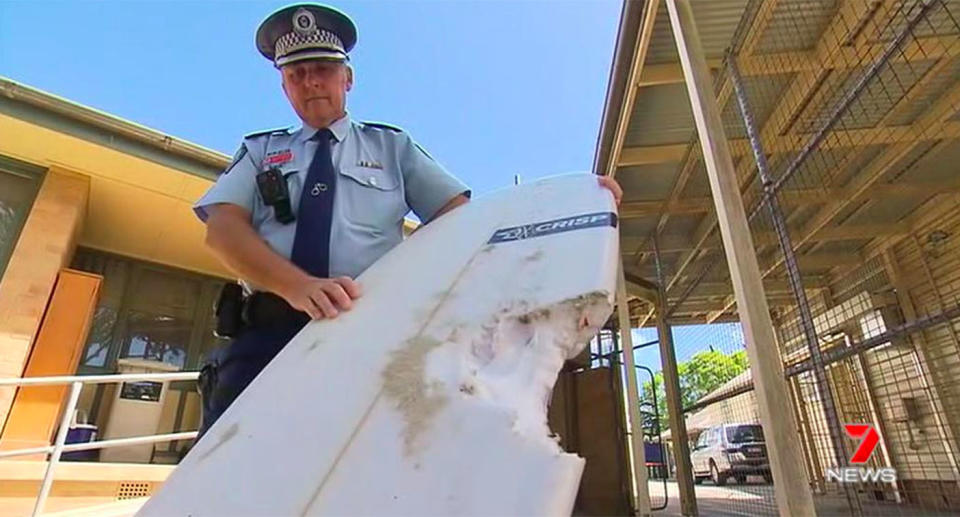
[256,168,295,224]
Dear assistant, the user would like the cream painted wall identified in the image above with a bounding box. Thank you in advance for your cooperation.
[0,112,232,280]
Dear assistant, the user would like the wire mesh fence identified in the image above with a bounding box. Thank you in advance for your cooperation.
[657,0,960,515]
[632,0,960,515]
[664,322,779,516]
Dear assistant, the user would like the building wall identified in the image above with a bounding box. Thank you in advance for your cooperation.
[791,298,960,485]
[887,199,960,496]
[0,111,230,279]
[777,195,960,507]
[0,170,89,430]
[686,390,760,434]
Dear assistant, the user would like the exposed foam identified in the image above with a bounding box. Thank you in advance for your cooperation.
[384,291,613,458]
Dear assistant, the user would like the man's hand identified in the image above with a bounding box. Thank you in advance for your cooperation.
[280,276,363,320]
[598,175,623,206]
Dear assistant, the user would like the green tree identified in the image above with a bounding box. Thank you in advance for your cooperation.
[639,370,666,436]
[639,349,748,434]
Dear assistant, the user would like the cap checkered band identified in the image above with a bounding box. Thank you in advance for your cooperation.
[275,29,345,63]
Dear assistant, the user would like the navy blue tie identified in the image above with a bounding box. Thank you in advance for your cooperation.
[291,129,336,278]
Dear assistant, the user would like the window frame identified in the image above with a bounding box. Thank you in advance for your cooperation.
[72,248,227,377]
[0,155,45,279]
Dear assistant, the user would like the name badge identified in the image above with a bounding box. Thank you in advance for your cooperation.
[263,149,294,166]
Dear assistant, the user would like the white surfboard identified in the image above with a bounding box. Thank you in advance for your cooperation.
[138,173,620,517]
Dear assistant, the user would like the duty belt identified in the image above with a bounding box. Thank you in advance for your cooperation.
[242,292,310,329]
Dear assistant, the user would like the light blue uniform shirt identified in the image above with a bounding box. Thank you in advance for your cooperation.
[194,115,469,286]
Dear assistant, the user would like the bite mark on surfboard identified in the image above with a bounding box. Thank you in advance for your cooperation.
[304,250,487,513]
[454,291,614,448]
[377,292,614,463]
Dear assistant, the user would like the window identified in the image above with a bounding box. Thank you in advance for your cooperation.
[726,424,765,444]
[695,432,707,449]
[709,427,721,446]
[0,156,44,279]
[71,248,227,374]
[82,306,119,367]
[121,311,190,368]
[70,249,228,457]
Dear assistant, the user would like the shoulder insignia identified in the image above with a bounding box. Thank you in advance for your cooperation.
[222,144,249,176]
[360,121,405,133]
[243,126,293,140]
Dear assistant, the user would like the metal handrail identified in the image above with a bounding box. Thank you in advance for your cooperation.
[0,432,199,459]
[0,371,199,517]
[0,371,200,387]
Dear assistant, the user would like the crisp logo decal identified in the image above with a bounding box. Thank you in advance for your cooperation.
[488,212,617,244]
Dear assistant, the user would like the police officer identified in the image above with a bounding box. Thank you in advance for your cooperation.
[193,2,623,437]
[193,3,473,436]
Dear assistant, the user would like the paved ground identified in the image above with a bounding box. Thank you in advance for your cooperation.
[647,476,777,517]
[647,478,959,516]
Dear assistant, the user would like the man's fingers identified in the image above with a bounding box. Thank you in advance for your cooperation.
[291,278,360,320]
[309,290,338,319]
[322,282,353,310]
[598,176,623,205]
[334,276,362,299]
[299,298,323,320]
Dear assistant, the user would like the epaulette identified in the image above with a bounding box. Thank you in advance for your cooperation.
[360,121,405,133]
[243,126,293,140]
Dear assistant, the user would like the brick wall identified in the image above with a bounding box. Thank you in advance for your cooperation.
[0,169,89,431]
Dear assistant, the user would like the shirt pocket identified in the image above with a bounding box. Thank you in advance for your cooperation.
[282,169,301,205]
[337,167,408,230]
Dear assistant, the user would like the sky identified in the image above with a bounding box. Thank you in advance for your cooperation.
[1,1,748,375]
[0,0,623,197]
[630,322,747,374]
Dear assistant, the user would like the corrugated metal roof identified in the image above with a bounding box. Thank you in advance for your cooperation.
[845,198,916,225]
[879,139,940,182]
[754,0,840,55]
[896,139,960,183]
[620,217,658,240]
[783,204,822,230]
[624,83,696,146]
[832,196,871,226]
[815,239,873,255]
[832,145,885,189]
[681,162,712,198]
[646,0,751,64]
[662,213,703,236]
[618,162,680,200]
